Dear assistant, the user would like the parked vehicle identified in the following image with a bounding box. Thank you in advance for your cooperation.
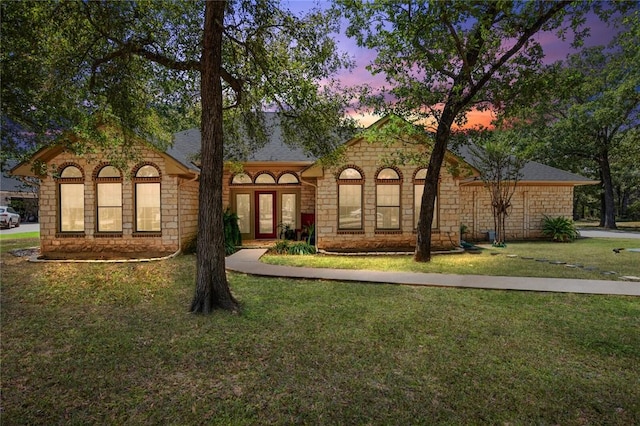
[0,206,21,229]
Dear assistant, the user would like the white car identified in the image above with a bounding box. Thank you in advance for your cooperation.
[0,206,20,229]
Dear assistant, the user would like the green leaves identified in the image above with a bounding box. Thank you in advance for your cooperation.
[542,215,580,242]
[2,0,355,166]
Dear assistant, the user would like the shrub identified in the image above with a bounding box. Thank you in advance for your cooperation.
[223,208,242,255]
[542,215,579,242]
[183,209,242,256]
[270,240,316,255]
[287,242,316,255]
[626,200,640,221]
[272,240,291,254]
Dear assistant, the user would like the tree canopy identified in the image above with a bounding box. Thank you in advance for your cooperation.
[503,10,640,228]
[336,0,617,261]
[2,0,354,313]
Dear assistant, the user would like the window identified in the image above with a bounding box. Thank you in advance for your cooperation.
[134,164,161,232]
[281,193,297,228]
[376,167,401,230]
[95,165,122,232]
[231,173,252,184]
[337,167,363,230]
[58,165,84,232]
[414,168,438,229]
[254,172,276,184]
[235,193,251,233]
[278,172,299,184]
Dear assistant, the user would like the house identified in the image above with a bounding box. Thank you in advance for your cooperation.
[11,139,201,259]
[11,115,595,258]
[1,169,39,222]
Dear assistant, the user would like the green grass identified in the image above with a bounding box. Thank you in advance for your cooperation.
[0,231,39,240]
[2,248,639,424]
[262,238,640,280]
[0,237,40,254]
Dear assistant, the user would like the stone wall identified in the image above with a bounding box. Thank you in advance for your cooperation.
[315,138,461,251]
[38,147,194,257]
[178,177,199,248]
[460,183,575,242]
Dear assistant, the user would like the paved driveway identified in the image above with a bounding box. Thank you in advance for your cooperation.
[0,222,40,235]
[578,229,640,239]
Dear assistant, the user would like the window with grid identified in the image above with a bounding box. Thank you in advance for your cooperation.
[414,168,438,229]
[134,165,161,232]
[95,165,122,232]
[58,165,85,232]
[376,168,401,230]
[337,167,363,230]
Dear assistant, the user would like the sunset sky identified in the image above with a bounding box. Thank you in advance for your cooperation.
[286,1,624,128]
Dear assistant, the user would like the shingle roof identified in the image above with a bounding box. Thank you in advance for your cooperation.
[454,144,595,183]
[168,117,593,185]
[167,129,203,173]
[1,172,25,192]
[170,127,316,166]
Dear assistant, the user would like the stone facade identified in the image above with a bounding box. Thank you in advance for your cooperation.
[16,117,588,259]
[314,138,462,251]
[459,183,575,242]
[37,146,198,258]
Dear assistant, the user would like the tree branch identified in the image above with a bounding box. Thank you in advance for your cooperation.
[462,1,571,106]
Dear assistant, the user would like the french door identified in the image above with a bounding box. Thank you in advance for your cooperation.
[255,191,277,239]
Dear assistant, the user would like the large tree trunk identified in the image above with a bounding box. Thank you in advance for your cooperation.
[191,0,239,314]
[414,105,456,262]
[599,151,617,230]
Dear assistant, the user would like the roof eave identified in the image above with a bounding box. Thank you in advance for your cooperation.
[460,179,599,186]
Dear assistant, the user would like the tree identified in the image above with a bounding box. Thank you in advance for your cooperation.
[337,0,617,261]
[511,15,639,229]
[468,133,526,246]
[1,0,353,313]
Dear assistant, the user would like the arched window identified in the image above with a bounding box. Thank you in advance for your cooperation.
[95,165,122,232]
[413,168,438,229]
[57,164,84,232]
[277,172,299,184]
[134,164,161,232]
[231,172,252,184]
[136,165,160,177]
[337,166,363,230]
[376,167,401,230]
[254,172,276,184]
[60,165,83,178]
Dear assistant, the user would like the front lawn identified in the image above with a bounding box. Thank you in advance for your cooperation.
[2,248,639,424]
[262,238,640,280]
[0,236,39,253]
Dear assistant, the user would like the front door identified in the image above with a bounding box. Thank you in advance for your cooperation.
[255,191,277,239]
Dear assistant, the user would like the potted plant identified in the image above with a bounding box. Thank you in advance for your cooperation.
[278,222,296,240]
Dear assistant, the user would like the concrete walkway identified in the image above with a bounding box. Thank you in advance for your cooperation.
[226,249,640,296]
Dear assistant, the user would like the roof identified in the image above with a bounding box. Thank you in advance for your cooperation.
[1,172,27,192]
[454,144,596,184]
[171,127,316,164]
[167,129,203,173]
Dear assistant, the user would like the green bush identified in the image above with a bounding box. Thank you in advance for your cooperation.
[287,242,316,255]
[182,209,242,256]
[542,215,579,242]
[272,240,291,254]
[223,208,242,255]
[270,240,316,255]
[626,200,640,221]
